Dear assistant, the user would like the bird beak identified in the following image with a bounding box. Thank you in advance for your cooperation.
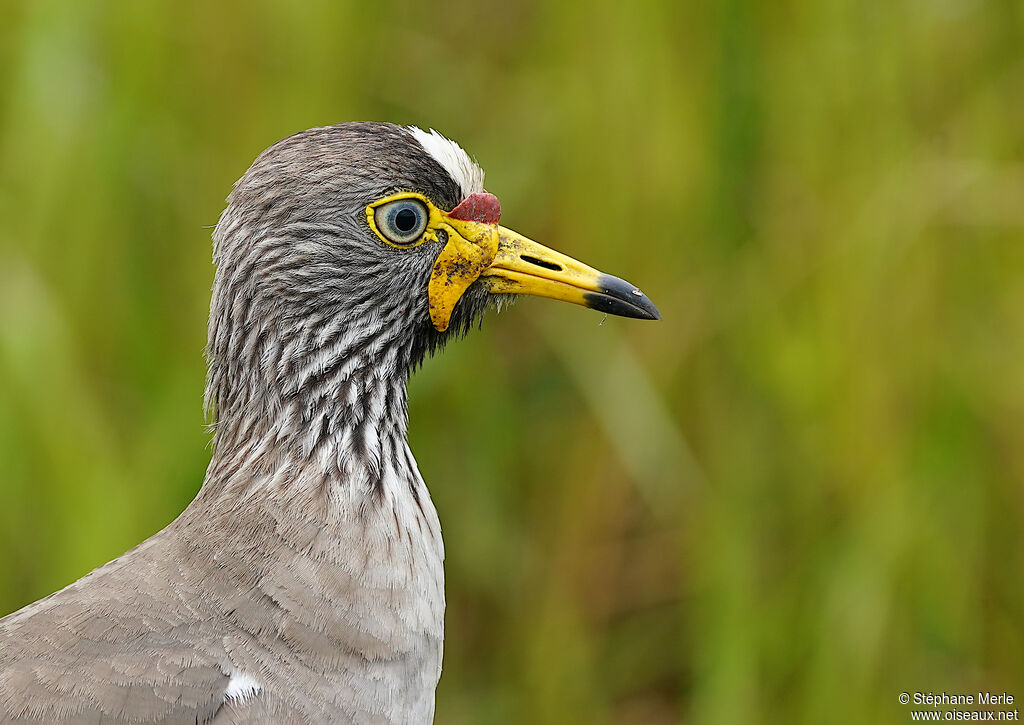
[426,192,660,331]
[479,227,661,322]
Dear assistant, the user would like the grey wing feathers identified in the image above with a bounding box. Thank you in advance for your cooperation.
[0,534,233,724]
[210,696,306,724]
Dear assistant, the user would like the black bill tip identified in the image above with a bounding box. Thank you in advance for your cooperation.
[583,274,662,321]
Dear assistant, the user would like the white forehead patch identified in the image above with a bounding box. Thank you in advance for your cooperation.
[406,126,485,199]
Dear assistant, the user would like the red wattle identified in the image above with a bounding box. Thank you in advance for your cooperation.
[448,192,501,225]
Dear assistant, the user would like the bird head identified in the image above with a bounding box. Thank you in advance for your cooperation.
[205,123,659,428]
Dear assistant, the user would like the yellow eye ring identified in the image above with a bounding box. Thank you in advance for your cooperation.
[366,192,445,249]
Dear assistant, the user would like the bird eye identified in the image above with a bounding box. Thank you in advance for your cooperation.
[374,199,429,245]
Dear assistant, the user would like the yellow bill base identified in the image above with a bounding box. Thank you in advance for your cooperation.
[426,217,660,331]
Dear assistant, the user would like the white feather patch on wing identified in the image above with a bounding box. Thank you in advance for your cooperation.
[406,126,485,199]
[224,672,262,703]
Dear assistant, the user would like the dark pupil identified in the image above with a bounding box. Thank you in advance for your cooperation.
[394,207,418,234]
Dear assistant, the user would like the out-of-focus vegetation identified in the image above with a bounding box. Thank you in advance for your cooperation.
[1,1,1022,723]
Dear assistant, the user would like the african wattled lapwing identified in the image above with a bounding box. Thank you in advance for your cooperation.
[0,123,659,724]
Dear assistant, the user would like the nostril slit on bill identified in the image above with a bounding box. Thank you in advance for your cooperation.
[520,255,562,272]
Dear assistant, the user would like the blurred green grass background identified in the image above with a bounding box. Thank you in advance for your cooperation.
[1,0,1022,722]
